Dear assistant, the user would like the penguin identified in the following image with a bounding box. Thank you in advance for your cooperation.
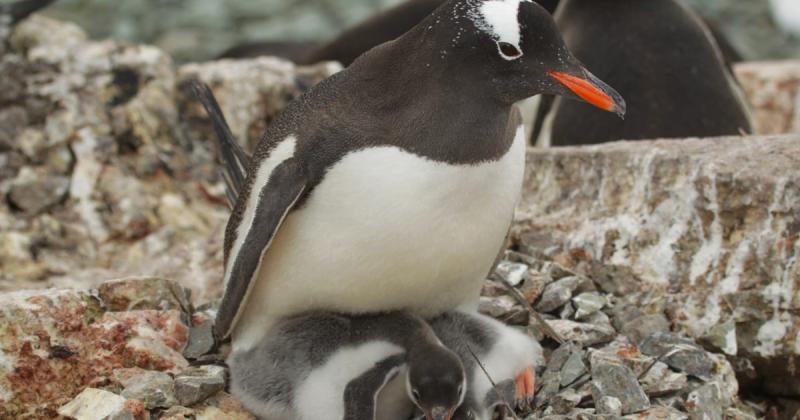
[771,0,800,38]
[228,310,467,420]
[533,0,753,147]
[201,0,625,354]
[428,311,544,420]
[0,0,56,25]
[218,40,321,63]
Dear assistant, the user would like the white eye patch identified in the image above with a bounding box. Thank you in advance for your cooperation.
[471,0,532,60]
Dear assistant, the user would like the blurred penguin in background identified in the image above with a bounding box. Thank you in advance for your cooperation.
[533,0,754,147]
[770,0,800,38]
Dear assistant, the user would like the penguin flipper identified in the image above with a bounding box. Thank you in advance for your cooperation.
[343,354,406,420]
[215,159,307,340]
[191,81,251,206]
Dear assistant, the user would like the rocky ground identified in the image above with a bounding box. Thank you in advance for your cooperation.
[1,13,799,420]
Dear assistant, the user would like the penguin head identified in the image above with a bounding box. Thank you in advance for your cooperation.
[406,346,466,420]
[422,0,626,116]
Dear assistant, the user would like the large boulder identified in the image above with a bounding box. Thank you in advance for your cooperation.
[513,135,800,396]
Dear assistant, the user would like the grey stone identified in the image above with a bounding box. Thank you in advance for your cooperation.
[494,260,529,286]
[699,320,737,356]
[619,314,671,346]
[591,358,650,415]
[559,302,576,320]
[548,319,616,347]
[57,388,134,420]
[536,279,575,313]
[535,343,576,408]
[596,396,622,416]
[686,383,723,420]
[174,365,226,406]
[639,361,688,397]
[639,333,714,379]
[120,370,178,409]
[479,295,528,325]
[550,388,582,414]
[560,349,587,387]
[622,406,689,420]
[183,316,216,360]
[8,170,69,215]
[573,292,607,320]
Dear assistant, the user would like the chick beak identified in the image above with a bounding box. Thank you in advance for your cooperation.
[548,69,627,119]
[426,407,455,420]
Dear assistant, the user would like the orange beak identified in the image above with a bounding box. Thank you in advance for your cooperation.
[549,71,626,118]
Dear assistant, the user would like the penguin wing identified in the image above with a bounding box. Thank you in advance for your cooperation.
[215,158,307,340]
[343,354,406,420]
[191,81,251,207]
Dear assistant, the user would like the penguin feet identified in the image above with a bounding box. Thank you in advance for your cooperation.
[513,366,536,407]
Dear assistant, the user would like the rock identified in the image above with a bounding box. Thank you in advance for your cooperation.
[513,135,800,395]
[494,260,530,287]
[479,295,529,325]
[98,277,192,313]
[183,312,216,360]
[560,348,587,387]
[572,292,606,320]
[596,396,623,416]
[734,61,800,135]
[7,169,69,215]
[550,388,583,414]
[591,358,650,415]
[535,343,576,408]
[0,288,189,418]
[536,276,589,313]
[174,365,226,406]
[119,370,177,410]
[547,319,616,347]
[639,362,688,397]
[57,388,144,420]
[685,383,723,420]
[192,391,256,420]
[623,406,689,420]
[639,333,715,379]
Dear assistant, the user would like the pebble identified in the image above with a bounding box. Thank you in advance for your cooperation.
[590,358,650,415]
[639,333,714,379]
[686,383,724,420]
[572,292,607,320]
[494,260,529,286]
[174,365,226,406]
[597,396,623,416]
[547,319,616,347]
[120,370,178,409]
[58,388,136,420]
[560,348,587,387]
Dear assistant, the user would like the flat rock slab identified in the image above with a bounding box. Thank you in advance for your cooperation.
[514,135,800,395]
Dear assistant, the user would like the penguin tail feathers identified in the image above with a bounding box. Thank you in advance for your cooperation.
[190,80,251,206]
[1,0,57,25]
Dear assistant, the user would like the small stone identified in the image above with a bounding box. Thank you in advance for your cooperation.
[160,406,196,420]
[120,370,178,409]
[686,383,723,420]
[622,406,688,420]
[551,388,582,414]
[591,358,650,415]
[572,292,607,320]
[639,361,688,397]
[57,388,132,420]
[619,314,671,345]
[495,260,529,286]
[174,365,226,406]
[8,170,69,215]
[535,343,576,408]
[547,319,616,347]
[560,349,587,387]
[596,396,623,416]
[183,313,216,360]
[639,333,714,379]
[699,320,738,356]
[98,277,192,312]
[559,302,576,320]
[536,278,576,313]
[479,295,528,325]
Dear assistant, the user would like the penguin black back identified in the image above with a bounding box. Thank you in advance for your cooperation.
[538,0,752,145]
[1,0,56,25]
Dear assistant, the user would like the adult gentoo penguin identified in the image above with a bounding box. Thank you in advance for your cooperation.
[429,311,544,420]
[534,0,752,146]
[228,311,466,420]
[214,0,625,352]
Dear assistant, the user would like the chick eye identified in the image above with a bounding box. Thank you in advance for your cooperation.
[497,42,523,60]
[412,389,421,402]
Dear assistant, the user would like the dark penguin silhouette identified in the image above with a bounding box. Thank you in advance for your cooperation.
[196,0,625,359]
[228,311,466,420]
[219,40,321,63]
[0,0,56,25]
[533,0,752,146]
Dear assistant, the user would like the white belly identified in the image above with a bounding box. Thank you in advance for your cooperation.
[234,127,527,350]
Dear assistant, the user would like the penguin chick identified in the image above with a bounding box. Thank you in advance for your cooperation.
[228,311,466,420]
